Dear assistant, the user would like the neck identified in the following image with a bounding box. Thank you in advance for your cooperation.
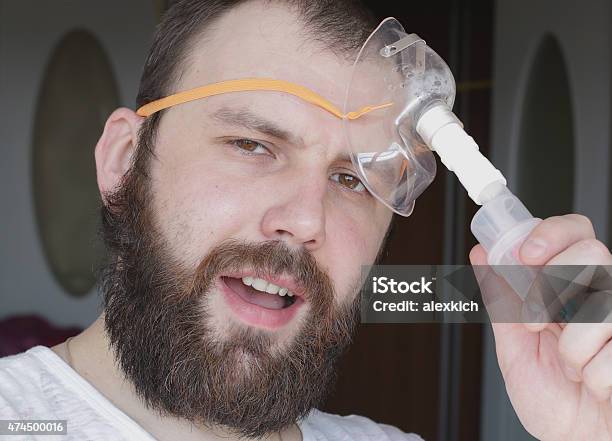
[52,315,301,441]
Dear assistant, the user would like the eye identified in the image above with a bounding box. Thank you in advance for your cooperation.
[230,139,272,156]
[331,172,367,193]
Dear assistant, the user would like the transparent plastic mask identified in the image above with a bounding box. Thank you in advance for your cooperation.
[344,17,456,216]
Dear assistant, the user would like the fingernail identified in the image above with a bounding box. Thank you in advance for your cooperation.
[562,364,581,382]
[522,238,547,259]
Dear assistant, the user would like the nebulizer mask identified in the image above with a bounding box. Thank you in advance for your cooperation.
[345,17,544,301]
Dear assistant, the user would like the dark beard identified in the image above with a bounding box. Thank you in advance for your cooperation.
[97,145,360,438]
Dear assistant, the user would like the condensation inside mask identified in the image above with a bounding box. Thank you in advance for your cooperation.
[343,17,457,216]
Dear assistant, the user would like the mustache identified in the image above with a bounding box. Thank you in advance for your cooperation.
[190,239,334,304]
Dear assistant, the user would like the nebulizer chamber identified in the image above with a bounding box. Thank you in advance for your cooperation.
[415,102,542,288]
[346,18,541,300]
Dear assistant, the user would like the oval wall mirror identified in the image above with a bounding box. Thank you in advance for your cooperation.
[32,29,119,296]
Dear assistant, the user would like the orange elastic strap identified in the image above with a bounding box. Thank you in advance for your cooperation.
[136,78,392,120]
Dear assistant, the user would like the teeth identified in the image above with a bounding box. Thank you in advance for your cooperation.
[242,276,253,286]
[252,278,268,291]
[265,283,280,294]
[241,276,293,298]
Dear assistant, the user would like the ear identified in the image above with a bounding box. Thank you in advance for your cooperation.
[94,107,143,203]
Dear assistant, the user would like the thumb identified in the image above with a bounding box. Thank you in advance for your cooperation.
[470,244,548,331]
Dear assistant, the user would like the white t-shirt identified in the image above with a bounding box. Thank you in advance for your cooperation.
[0,346,424,441]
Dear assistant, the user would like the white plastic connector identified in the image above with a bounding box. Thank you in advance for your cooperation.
[416,104,506,204]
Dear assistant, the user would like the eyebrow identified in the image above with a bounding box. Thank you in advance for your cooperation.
[211,107,301,145]
[210,106,353,164]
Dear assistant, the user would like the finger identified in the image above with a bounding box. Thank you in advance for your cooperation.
[565,290,612,325]
[558,320,612,382]
[545,243,612,324]
[521,270,558,330]
[472,245,557,331]
[520,240,611,325]
[523,265,598,327]
[521,303,551,331]
[521,320,563,337]
[546,239,612,266]
[582,340,612,402]
[519,214,597,265]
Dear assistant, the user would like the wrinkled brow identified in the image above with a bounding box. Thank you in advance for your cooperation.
[211,107,301,145]
[211,106,353,165]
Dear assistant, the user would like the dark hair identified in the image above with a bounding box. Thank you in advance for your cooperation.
[135,0,378,155]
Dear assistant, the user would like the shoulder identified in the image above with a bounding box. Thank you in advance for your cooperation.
[0,346,49,392]
[300,408,425,441]
[0,346,55,418]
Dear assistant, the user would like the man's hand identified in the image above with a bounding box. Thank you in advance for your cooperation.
[469,214,612,441]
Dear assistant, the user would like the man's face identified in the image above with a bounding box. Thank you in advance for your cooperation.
[150,2,392,346]
[101,2,392,438]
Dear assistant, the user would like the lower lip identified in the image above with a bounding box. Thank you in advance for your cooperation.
[219,277,303,329]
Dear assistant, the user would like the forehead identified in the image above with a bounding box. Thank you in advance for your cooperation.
[175,1,357,110]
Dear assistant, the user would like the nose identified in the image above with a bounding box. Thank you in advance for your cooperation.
[260,171,327,251]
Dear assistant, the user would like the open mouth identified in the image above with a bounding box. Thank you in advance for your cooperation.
[223,276,298,309]
[219,275,304,329]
